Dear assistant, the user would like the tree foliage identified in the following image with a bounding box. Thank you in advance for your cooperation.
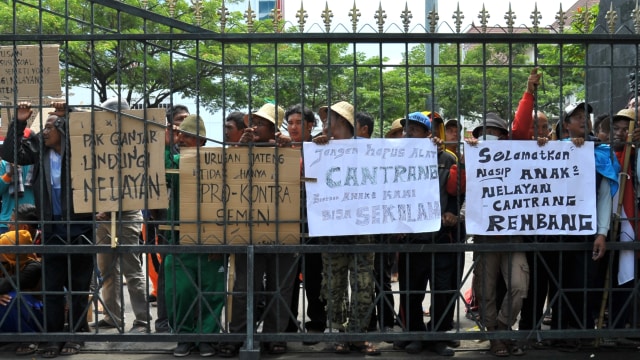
[2,0,247,108]
[1,0,596,136]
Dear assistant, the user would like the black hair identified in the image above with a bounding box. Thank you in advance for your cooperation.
[554,120,568,140]
[15,203,37,224]
[225,111,246,131]
[166,104,190,124]
[50,115,66,136]
[355,111,374,137]
[47,104,77,137]
[284,104,316,127]
[593,114,611,135]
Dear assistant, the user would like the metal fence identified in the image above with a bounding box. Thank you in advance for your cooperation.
[1,0,640,358]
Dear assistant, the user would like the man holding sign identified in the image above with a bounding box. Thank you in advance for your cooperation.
[555,102,617,350]
[393,112,464,357]
[223,103,297,357]
[163,114,225,357]
[595,110,640,346]
[311,101,380,356]
[466,113,529,357]
[3,102,94,358]
[93,98,149,333]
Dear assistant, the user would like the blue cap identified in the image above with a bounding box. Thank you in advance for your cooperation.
[400,112,431,131]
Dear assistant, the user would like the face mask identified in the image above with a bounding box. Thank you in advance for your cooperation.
[481,134,499,140]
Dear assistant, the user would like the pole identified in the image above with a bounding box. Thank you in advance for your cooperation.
[596,120,636,346]
[425,0,439,111]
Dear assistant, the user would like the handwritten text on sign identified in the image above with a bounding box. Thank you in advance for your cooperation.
[179,147,300,245]
[0,44,61,100]
[69,109,167,213]
[303,138,441,237]
[0,45,61,138]
[464,140,596,235]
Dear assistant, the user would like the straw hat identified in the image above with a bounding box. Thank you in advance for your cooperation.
[318,101,355,127]
[613,108,638,122]
[244,103,285,128]
[385,118,403,138]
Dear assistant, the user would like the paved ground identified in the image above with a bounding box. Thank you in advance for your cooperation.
[1,339,639,359]
[2,251,639,358]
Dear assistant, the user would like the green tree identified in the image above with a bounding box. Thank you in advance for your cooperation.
[536,3,600,109]
[1,0,246,108]
[217,42,355,112]
[435,42,533,123]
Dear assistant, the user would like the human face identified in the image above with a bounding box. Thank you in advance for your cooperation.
[628,97,639,109]
[612,119,630,151]
[595,125,610,142]
[177,131,201,148]
[444,125,460,142]
[386,128,403,139]
[444,124,460,152]
[355,121,369,138]
[224,120,243,142]
[43,115,62,152]
[165,110,189,146]
[532,113,549,138]
[249,116,275,142]
[324,113,353,140]
[566,109,589,138]
[403,122,430,139]
[477,127,506,140]
[287,113,312,142]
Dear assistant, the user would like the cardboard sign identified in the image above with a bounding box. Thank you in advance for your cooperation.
[303,138,442,237]
[69,108,167,213]
[178,146,301,245]
[0,44,61,100]
[464,140,597,235]
[0,44,61,139]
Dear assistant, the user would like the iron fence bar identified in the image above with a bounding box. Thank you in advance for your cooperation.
[5,2,640,357]
[4,241,640,255]
[5,33,640,44]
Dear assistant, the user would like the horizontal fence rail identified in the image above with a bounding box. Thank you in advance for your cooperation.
[1,1,640,358]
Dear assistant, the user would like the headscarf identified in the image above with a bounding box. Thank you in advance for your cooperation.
[0,229,38,275]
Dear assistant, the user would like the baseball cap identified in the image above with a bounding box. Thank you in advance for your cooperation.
[400,112,431,131]
[444,119,459,129]
[564,101,593,119]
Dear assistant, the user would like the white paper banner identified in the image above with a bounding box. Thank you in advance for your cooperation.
[464,140,597,235]
[303,138,441,237]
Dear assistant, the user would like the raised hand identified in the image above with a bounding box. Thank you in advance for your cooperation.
[16,102,33,122]
[526,67,541,94]
[48,101,68,117]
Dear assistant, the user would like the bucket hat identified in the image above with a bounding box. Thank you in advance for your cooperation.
[318,101,355,128]
[244,103,285,128]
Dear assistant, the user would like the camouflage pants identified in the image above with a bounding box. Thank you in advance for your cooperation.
[321,238,375,333]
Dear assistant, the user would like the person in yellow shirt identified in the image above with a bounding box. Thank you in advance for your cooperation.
[0,204,42,355]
